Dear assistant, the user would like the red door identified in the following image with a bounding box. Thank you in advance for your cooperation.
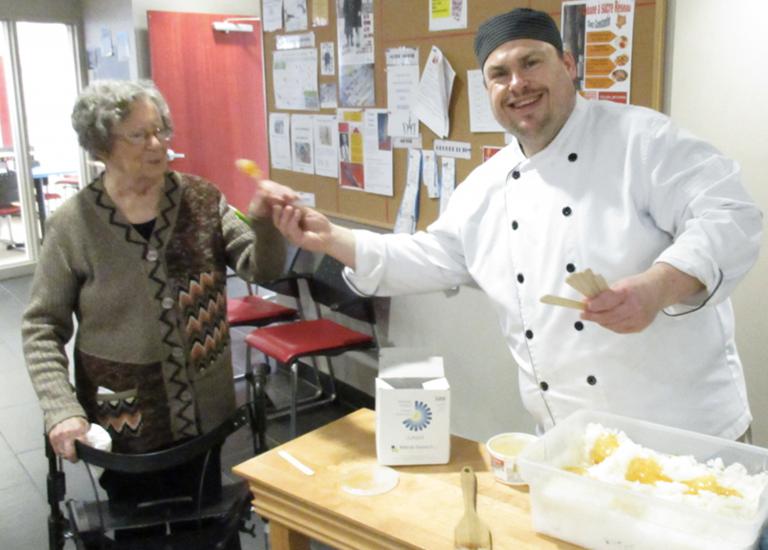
[148,11,268,212]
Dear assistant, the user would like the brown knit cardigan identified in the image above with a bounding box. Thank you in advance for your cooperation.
[22,171,285,453]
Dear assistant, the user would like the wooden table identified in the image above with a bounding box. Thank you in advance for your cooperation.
[233,408,578,550]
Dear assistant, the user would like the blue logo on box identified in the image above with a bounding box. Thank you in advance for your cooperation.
[402,400,432,431]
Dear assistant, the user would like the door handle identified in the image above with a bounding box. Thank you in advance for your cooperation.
[167,149,186,161]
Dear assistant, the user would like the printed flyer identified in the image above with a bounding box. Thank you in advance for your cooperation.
[561,0,635,104]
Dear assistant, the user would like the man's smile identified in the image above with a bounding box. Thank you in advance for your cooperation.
[508,92,543,110]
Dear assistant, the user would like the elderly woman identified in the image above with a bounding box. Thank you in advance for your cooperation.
[22,80,293,544]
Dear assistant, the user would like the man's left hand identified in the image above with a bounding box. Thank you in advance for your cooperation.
[581,263,704,334]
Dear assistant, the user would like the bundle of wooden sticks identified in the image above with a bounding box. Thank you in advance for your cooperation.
[540,269,610,310]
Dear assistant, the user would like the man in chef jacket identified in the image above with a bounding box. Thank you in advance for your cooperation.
[269,8,763,441]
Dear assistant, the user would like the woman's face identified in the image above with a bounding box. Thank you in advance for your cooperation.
[104,98,169,182]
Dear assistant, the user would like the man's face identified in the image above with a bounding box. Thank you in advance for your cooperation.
[483,39,577,156]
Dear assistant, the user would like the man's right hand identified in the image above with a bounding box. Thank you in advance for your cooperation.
[273,204,332,251]
[49,416,89,462]
[273,205,358,268]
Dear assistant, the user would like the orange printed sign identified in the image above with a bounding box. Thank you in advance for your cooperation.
[585,77,615,89]
[586,58,616,76]
[563,0,634,104]
[586,44,616,56]
[586,31,617,43]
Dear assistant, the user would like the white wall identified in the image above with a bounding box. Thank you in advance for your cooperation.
[665,0,768,445]
[81,0,138,80]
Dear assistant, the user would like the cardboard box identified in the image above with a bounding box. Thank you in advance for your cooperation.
[376,348,450,465]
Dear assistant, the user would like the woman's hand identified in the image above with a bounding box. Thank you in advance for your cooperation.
[247,179,300,219]
[49,416,89,462]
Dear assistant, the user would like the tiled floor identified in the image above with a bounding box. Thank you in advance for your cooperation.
[0,274,353,549]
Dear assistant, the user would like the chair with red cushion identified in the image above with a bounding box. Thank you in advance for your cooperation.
[244,254,377,438]
[227,283,300,329]
[227,246,304,330]
[227,249,308,452]
[0,204,22,250]
[54,174,80,198]
[0,170,23,250]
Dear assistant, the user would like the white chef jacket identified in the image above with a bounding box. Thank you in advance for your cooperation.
[345,96,763,439]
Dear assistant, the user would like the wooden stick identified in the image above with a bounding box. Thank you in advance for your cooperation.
[566,273,591,297]
[595,274,610,292]
[583,269,602,297]
[540,294,586,311]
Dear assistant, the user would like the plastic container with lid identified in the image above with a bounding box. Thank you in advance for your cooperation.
[517,409,768,550]
[486,432,538,485]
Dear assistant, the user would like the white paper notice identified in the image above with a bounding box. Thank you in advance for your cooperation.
[434,139,471,159]
[269,113,292,170]
[291,114,315,174]
[439,157,455,214]
[393,135,422,149]
[320,82,337,108]
[320,42,335,75]
[421,150,439,199]
[273,49,319,110]
[284,0,308,31]
[313,114,339,178]
[363,109,393,196]
[429,0,467,31]
[297,191,316,207]
[386,47,420,138]
[276,32,315,50]
[394,149,421,234]
[263,0,284,32]
[413,46,455,138]
[467,70,505,133]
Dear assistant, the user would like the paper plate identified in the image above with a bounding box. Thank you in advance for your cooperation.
[339,464,400,496]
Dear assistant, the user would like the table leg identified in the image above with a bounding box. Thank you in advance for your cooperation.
[269,521,310,550]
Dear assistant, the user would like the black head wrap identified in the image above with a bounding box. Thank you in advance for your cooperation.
[474,8,563,70]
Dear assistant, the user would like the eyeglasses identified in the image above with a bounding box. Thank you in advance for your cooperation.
[115,127,173,146]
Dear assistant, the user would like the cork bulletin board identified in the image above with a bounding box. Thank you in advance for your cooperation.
[261,0,667,230]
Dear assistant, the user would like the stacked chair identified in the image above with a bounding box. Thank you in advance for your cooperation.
[0,170,22,250]
[243,253,378,438]
[226,247,304,453]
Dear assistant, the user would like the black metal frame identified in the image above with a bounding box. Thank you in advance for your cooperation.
[46,394,269,550]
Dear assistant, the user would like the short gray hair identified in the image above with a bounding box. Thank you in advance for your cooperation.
[71,80,172,158]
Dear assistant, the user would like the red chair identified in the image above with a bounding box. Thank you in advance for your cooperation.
[227,247,304,329]
[227,249,306,451]
[227,283,299,329]
[0,203,22,250]
[54,174,79,198]
[244,254,378,438]
[0,170,23,250]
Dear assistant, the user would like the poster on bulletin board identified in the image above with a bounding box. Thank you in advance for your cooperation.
[562,0,636,104]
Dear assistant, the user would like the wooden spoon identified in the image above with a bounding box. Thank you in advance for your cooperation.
[454,466,493,550]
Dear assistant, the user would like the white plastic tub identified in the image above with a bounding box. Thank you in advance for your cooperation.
[517,410,768,550]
